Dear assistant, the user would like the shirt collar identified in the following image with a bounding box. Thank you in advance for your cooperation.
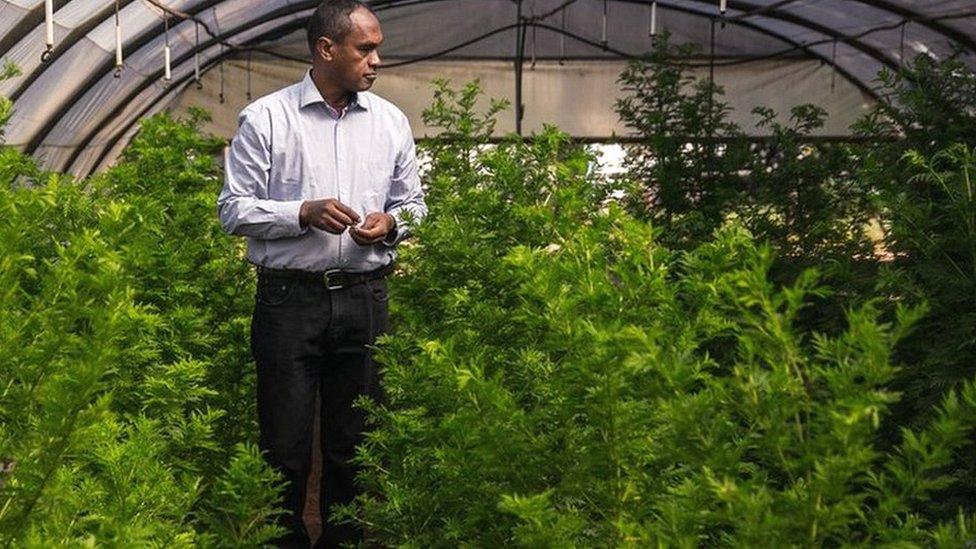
[299,68,369,112]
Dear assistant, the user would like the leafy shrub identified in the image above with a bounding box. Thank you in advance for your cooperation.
[616,39,976,522]
[345,80,976,547]
[0,85,284,544]
[846,54,976,516]
[614,31,874,280]
[615,32,746,249]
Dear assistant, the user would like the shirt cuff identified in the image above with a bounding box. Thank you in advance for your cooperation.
[280,200,308,237]
[382,211,403,246]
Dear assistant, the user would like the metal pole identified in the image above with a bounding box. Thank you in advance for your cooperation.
[515,0,524,136]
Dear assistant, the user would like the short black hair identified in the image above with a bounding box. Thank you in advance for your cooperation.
[306,0,374,55]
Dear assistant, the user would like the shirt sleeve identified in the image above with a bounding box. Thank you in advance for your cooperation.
[383,116,428,247]
[217,106,307,240]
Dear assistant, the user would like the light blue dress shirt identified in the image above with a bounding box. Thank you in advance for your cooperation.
[217,68,427,273]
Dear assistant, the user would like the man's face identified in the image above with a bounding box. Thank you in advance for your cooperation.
[320,7,383,93]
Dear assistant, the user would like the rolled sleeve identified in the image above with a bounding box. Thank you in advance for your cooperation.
[383,118,427,247]
[217,107,307,240]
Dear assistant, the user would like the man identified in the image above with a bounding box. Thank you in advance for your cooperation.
[217,1,426,546]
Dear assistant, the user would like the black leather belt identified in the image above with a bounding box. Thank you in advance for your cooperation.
[256,262,395,290]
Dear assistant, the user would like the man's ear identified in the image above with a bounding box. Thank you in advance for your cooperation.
[316,36,335,62]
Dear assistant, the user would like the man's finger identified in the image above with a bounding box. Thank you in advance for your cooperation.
[320,217,347,233]
[356,213,376,227]
[327,209,356,227]
[333,201,361,224]
[350,230,374,245]
[358,225,385,239]
[352,225,383,243]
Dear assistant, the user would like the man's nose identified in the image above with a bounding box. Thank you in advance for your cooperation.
[369,50,381,67]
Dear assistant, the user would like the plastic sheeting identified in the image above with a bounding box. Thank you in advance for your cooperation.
[166,55,872,143]
[0,0,973,176]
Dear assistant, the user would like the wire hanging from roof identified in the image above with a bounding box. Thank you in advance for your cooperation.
[219,43,225,104]
[246,49,252,101]
[195,21,202,89]
[41,0,54,62]
[601,0,609,50]
[708,17,716,134]
[650,1,658,40]
[113,0,123,78]
[900,20,909,70]
[530,0,536,69]
[830,39,837,92]
[559,4,566,65]
[709,17,716,84]
[163,15,171,83]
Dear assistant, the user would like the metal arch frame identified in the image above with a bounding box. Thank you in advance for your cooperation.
[32,0,902,161]
[82,59,214,175]
[20,0,228,154]
[8,0,141,102]
[60,0,886,174]
[75,25,304,176]
[728,0,976,55]
[75,11,888,176]
[20,0,898,153]
[243,0,884,93]
[9,0,973,110]
[62,0,457,173]
[5,0,970,62]
[57,0,976,175]
[64,8,320,174]
[0,0,71,56]
[658,0,899,68]
[6,0,409,101]
[64,2,377,173]
[20,0,415,155]
[845,0,976,55]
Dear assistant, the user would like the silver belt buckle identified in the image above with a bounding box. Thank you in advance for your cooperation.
[323,268,344,290]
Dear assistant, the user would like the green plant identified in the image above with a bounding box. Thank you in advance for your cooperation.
[0,98,285,545]
[0,59,20,140]
[845,54,976,518]
[615,31,747,248]
[615,33,876,321]
[343,80,976,547]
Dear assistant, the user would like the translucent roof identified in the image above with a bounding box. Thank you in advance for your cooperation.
[1,0,974,176]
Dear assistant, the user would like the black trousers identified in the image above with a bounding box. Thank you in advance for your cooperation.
[251,270,389,548]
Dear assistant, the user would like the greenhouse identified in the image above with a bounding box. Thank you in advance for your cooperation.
[2,0,976,546]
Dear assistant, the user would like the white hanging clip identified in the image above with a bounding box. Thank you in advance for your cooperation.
[650,1,657,40]
[601,0,608,50]
[42,0,54,62]
[113,0,123,77]
[163,16,172,83]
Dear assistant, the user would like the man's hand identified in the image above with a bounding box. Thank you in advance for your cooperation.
[350,212,396,245]
[299,198,361,234]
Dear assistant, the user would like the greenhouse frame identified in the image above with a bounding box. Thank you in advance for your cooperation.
[1,0,974,176]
